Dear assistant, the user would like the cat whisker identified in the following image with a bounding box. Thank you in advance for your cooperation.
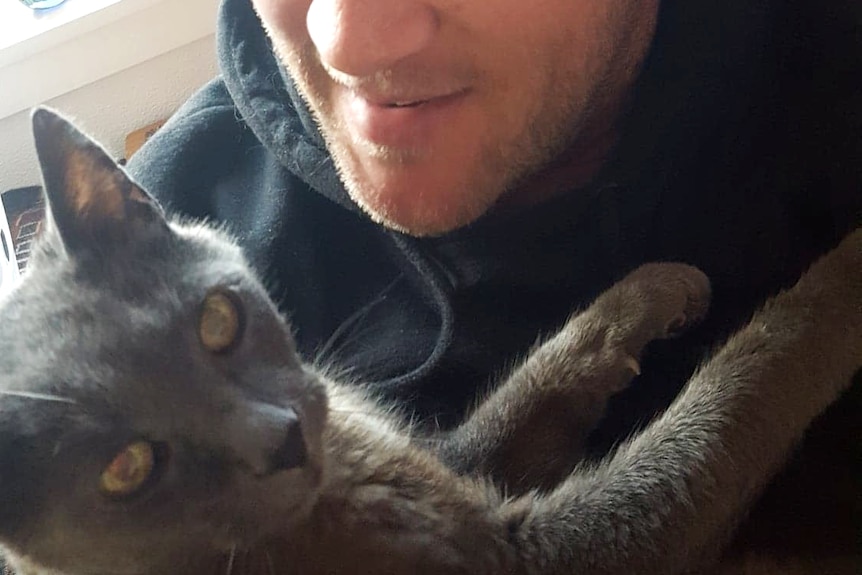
[265,548,276,575]
[225,544,237,575]
[328,408,381,416]
[0,390,77,404]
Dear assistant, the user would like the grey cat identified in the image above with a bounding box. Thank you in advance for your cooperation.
[0,108,859,575]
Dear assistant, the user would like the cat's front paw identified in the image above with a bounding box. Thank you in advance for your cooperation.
[599,263,712,355]
[626,262,712,337]
[830,226,862,287]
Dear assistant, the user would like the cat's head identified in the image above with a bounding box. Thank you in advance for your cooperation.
[0,108,328,574]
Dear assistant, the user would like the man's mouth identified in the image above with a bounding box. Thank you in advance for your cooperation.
[385,100,428,108]
[341,88,470,150]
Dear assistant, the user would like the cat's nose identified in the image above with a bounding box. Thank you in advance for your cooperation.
[228,402,308,475]
[265,412,307,473]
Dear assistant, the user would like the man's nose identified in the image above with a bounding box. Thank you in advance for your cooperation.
[306,0,438,78]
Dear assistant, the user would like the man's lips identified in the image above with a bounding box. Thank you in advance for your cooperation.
[382,100,429,108]
[342,89,469,150]
[355,88,460,107]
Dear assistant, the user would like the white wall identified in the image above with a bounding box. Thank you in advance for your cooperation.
[0,34,217,193]
[0,0,220,193]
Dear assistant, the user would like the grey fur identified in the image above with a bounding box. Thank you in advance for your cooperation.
[0,108,858,574]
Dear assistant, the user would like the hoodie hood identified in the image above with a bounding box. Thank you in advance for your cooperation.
[217,0,358,212]
[217,0,460,395]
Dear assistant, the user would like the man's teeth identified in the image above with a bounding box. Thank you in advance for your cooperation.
[389,101,424,108]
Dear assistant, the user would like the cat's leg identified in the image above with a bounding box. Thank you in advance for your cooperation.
[436,262,712,492]
[500,228,862,575]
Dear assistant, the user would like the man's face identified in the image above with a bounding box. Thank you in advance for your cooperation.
[253,0,659,236]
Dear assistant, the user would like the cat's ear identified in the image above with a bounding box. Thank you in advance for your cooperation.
[31,107,169,254]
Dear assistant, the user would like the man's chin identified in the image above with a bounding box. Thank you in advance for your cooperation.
[356,203,472,238]
[331,142,506,236]
[347,186,493,238]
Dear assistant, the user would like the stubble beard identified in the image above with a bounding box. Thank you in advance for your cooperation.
[269,39,597,237]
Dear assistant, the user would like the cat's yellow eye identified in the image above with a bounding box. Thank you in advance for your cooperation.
[199,289,243,353]
[100,441,155,497]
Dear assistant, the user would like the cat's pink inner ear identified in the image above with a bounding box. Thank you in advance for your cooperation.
[64,149,128,222]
